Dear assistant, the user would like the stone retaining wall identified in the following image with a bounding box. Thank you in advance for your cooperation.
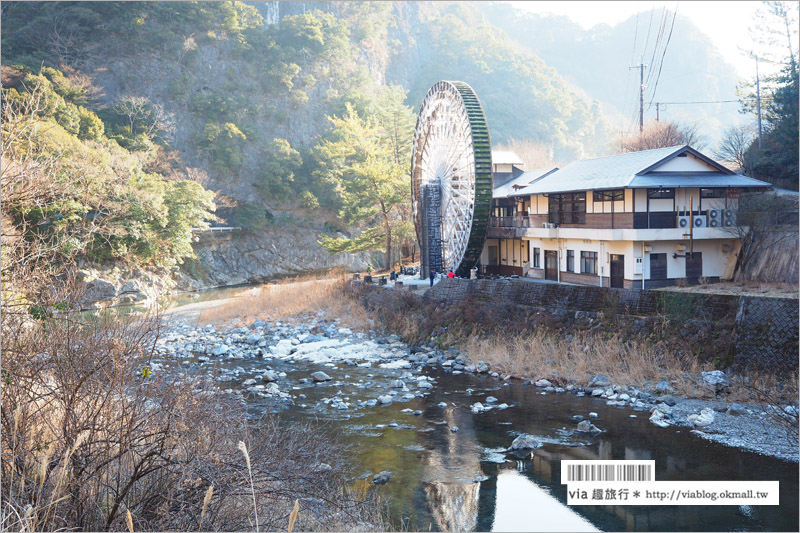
[424,278,798,371]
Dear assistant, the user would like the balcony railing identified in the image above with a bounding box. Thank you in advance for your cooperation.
[490,215,533,228]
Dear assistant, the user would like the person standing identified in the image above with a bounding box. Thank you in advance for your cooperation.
[429,269,435,287]
[447,270,455,279]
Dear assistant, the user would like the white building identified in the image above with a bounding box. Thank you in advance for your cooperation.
[480,145,771,288]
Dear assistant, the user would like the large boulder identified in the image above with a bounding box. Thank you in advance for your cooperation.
[701,371,729,393]
[655,380,674,393]
[211,344,229,356]
[508,434,542,451]
[119,279,146,298]
[589,375,611,387]
[688,408,716,427]
[80,278,117,307]
[726,403,747,416]
[310,371,332,382]
[577,420,603,434]
[261,370,279,382]
[372,471,392,484]
[245,333,263,345]
[649,410,671,428]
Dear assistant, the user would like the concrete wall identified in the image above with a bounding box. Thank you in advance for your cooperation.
[424,278,798,371]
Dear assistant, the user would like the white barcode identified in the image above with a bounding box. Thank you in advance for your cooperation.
[561,460,655,483]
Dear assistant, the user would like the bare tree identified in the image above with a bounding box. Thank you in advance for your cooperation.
[2,78,79,307]
[620,121,707,152]
[716,124,756,173]
[48,10,100,69]
[113,95,175,143]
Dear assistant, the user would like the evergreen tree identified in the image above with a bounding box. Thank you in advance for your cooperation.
[313,100,413,269]
[738,1,799,189]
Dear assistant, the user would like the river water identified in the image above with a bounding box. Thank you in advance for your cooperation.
[160,288,799,532]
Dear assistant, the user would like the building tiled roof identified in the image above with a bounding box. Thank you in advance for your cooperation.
[514,145,771,195]
[493,167,558,198]
[629,174,771,188]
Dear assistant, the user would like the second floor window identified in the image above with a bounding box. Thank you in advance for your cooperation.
[581,251,598,275]
[594,189,624,202]
[648,188,675,199]
[567,250,575,272]
[533,247,541,268]
[701,188,725,198]
[548,192,586,224]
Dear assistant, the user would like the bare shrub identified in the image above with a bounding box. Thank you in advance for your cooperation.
[0,306,385,531]
[619,121,706,152]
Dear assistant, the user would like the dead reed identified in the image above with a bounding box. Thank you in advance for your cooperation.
[1,303,386,532]
[344,282,797,403]
[462,331,703,395]
[197,271,370,330]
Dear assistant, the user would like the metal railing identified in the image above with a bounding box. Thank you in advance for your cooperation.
[490,215,533,228]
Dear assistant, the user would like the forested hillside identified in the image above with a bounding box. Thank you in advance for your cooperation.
[2,1,613,288]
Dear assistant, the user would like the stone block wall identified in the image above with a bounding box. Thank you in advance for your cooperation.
[734,296,799,372]
[425,278,798,371]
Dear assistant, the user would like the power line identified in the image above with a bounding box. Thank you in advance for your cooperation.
[647,4,678,109]
[630,7,656,134]
[655,98,773,104]
[645,6,668,90]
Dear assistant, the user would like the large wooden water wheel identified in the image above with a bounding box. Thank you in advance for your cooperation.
[411,81,493,278]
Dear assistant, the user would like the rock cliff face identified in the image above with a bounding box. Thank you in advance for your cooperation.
[177,226,371,290]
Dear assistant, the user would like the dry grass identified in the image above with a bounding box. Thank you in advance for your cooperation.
[463,329,797,402]
[462,330,704,393]
[344,283,798,403]
[656,280,798,299]
[464,328,796,402]
[197,271,370,330]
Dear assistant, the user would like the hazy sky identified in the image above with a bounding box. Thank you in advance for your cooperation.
[507,1,788,80]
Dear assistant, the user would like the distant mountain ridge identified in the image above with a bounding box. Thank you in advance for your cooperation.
[476,1,745,147]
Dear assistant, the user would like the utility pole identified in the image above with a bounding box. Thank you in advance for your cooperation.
[755,55,763,149]
[630,60,647,133]
[655,103,660,121]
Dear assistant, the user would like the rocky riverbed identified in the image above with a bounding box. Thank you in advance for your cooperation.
[155,308,798,464]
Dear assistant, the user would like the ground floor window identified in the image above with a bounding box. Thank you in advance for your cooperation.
[650,253,667,279]
[533,247,541,268]
[686,251,703,278]
[580,251,598,274]
[566,249,574,272]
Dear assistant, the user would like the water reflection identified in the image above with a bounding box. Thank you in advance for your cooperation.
[175,342,798,532]
[491,469,599,532]
[421,405,482,531]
